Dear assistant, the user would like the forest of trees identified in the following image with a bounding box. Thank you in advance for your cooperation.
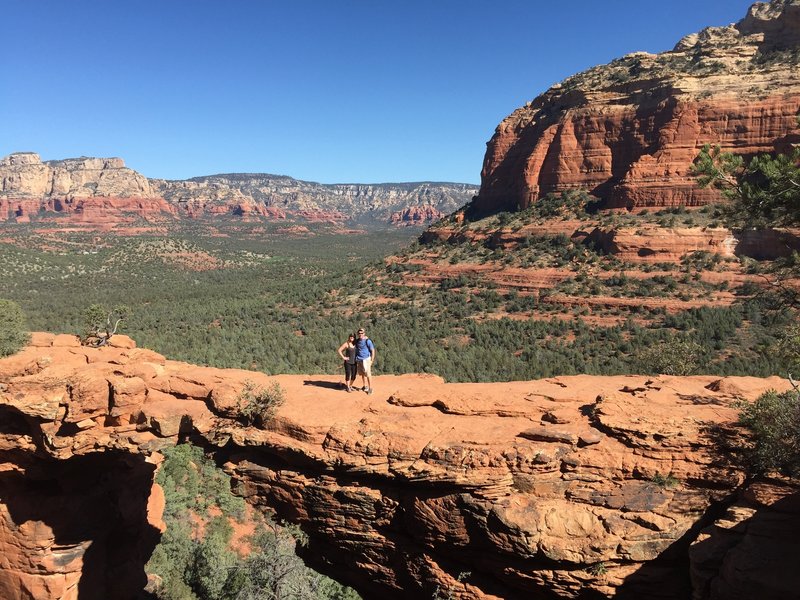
[0,221,795,381]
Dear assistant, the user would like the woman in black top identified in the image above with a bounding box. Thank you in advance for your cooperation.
[337,333,358,392]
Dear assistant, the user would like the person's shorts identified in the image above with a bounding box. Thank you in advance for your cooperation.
[357,358,372,377]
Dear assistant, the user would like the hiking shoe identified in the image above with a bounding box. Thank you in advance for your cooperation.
[367,388,373,395]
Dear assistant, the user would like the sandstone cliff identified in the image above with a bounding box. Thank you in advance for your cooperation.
[1,336,797,599]
[474,0,800,216]
[0,153,477,226]
[0,152,176,224]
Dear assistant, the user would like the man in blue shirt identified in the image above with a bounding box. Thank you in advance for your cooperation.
[355,327,376,395]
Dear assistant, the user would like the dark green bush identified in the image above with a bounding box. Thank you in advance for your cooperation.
[0,298,29,357]
[737,389,800,478]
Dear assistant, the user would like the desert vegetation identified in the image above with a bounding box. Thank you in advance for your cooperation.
[146,443,360,600]
[238,380,286,428]
[0,298,29,357]
[0,217,795,381]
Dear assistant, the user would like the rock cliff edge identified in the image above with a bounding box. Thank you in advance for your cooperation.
[1,336,798,599]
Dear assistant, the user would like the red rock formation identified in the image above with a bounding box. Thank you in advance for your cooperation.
[0,153,478,226]
[474,1,800,215]
[690,480,800,599]
[0,196,178,224]
[1,336,798,599]
[289,209,347,223]
[390,204,447,226]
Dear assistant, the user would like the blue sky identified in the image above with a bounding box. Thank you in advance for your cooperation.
[2,1,755,184]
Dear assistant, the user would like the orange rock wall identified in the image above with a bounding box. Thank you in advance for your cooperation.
[0,196,178,223]
[476,95,800,215]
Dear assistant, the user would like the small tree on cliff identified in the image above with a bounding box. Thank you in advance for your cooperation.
[0,299,30,357]
[692,143,800,228]
[693,140,800,308]
[81,303,130,347]
[238,380,286,428]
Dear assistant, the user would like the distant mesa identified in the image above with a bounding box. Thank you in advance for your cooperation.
[471,0,800,217]
[0,152,479,227]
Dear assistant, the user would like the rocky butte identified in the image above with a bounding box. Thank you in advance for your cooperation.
[473,0,800,216]
[0,152,477,227]
[0,335,798,599]
[403,0,800,325]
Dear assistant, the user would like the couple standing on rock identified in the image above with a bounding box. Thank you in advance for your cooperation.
[337,328,376,394]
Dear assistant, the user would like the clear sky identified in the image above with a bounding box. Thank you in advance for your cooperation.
[2,0,756,184]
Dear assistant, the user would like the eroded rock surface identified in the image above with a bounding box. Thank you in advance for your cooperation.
[0,336,797,599]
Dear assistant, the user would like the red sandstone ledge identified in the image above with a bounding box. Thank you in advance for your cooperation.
[0,334,798,599]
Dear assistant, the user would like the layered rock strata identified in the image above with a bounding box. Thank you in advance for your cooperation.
[423,220,800,263]
[0,153,175,225]
[1,335,797,599]
[0,153,477,226]
[474,0,800,215]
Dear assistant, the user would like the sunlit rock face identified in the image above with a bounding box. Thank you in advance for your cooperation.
[474,0,800,216]
[1,335,798,599]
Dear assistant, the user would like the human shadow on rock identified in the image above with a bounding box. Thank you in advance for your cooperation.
[303,379,345,390]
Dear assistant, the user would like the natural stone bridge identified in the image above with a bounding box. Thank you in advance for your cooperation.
[1,334,798,599]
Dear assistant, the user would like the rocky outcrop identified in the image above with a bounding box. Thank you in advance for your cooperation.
[473,0,800,216]
[690,480,800,599]
[1,336,798,599]
[0,153,478,226]
[390,204,447,226]
[0,153,154,199]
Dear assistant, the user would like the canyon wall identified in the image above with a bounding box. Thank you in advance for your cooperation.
[1,336,798,599]
[473,0,800,216]
[0,153,477,226]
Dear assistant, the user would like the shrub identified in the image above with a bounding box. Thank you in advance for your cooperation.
[587,562,608,577]
[650,472,680,488]
[0,299,29,357]
[737,390,800,477]
[636,339,705,376]
[239,380,286,427]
